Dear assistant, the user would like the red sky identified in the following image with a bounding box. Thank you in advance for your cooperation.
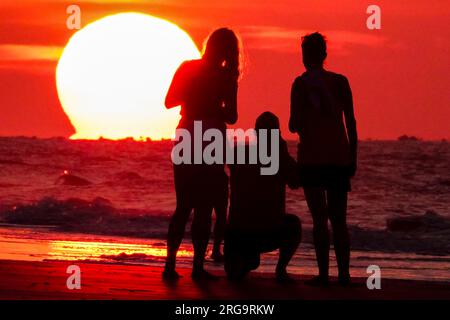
[0,0,449,140]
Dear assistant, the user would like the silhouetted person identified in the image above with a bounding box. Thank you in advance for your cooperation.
[289,33,358,286]
[163,28,241,281]
[224,112,302,283]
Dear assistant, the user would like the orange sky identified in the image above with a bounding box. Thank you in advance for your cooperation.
[0,0,449,140]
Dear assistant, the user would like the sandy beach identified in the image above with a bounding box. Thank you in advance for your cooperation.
[0,259,448,300]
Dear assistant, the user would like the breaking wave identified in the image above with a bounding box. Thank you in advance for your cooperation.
[0,197,170,239]
[1,197,449,256]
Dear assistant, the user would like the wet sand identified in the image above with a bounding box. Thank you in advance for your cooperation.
[0,259,448,300]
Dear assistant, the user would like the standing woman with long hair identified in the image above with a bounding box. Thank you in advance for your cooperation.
[289,33,358,286]
[163,28,242,280]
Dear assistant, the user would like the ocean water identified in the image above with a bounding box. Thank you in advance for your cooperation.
[0,137,449,281]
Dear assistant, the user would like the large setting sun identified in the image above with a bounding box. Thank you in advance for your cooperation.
[56,12,200,140]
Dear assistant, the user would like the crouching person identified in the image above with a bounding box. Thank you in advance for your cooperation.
[224,112,302,283]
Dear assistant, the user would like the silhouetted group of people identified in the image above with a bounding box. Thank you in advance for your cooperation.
[163,29,357,287]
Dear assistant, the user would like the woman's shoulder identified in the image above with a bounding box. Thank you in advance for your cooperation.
[177,59,203,73]
[294,72,307,81]
[324,70,349,84]
[292,72,307,88]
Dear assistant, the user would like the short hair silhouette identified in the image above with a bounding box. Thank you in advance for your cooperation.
[255,111,280,130]
[203,28,243,79]
[301,32,327,69]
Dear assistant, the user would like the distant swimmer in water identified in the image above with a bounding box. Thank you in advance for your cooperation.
[55,170,92,186]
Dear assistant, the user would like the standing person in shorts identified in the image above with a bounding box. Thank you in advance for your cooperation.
[289,32,358,286]
[163,28,242,281]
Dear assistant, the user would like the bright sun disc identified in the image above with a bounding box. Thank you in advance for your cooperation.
[56,13,200,140]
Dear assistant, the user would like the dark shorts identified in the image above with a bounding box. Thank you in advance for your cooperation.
[299,165,351,192]
[172,122,228,208]
[173,163,228,208]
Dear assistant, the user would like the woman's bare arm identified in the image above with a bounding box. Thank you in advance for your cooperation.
[222,79,238,124]
[342,76,358,176]
[289,78,301,134]
[165,63,187,109]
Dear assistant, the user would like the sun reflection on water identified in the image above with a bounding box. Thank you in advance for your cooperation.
[47,240,192,262]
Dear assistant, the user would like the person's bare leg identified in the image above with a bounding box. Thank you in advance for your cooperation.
[304,187,330,285]
[211,206,227,262]
[276,214,302,282]
[164,205,191,279]
[327,189,350,285]
[191,205,217,280]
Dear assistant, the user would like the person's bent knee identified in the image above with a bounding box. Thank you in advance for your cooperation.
[224,248,251,280]
[284,214,301,230]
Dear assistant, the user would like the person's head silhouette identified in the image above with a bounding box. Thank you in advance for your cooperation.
[301,32,327,70]
[255,112,281,155]
[255,111,280,131]
[203,28,243,79]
